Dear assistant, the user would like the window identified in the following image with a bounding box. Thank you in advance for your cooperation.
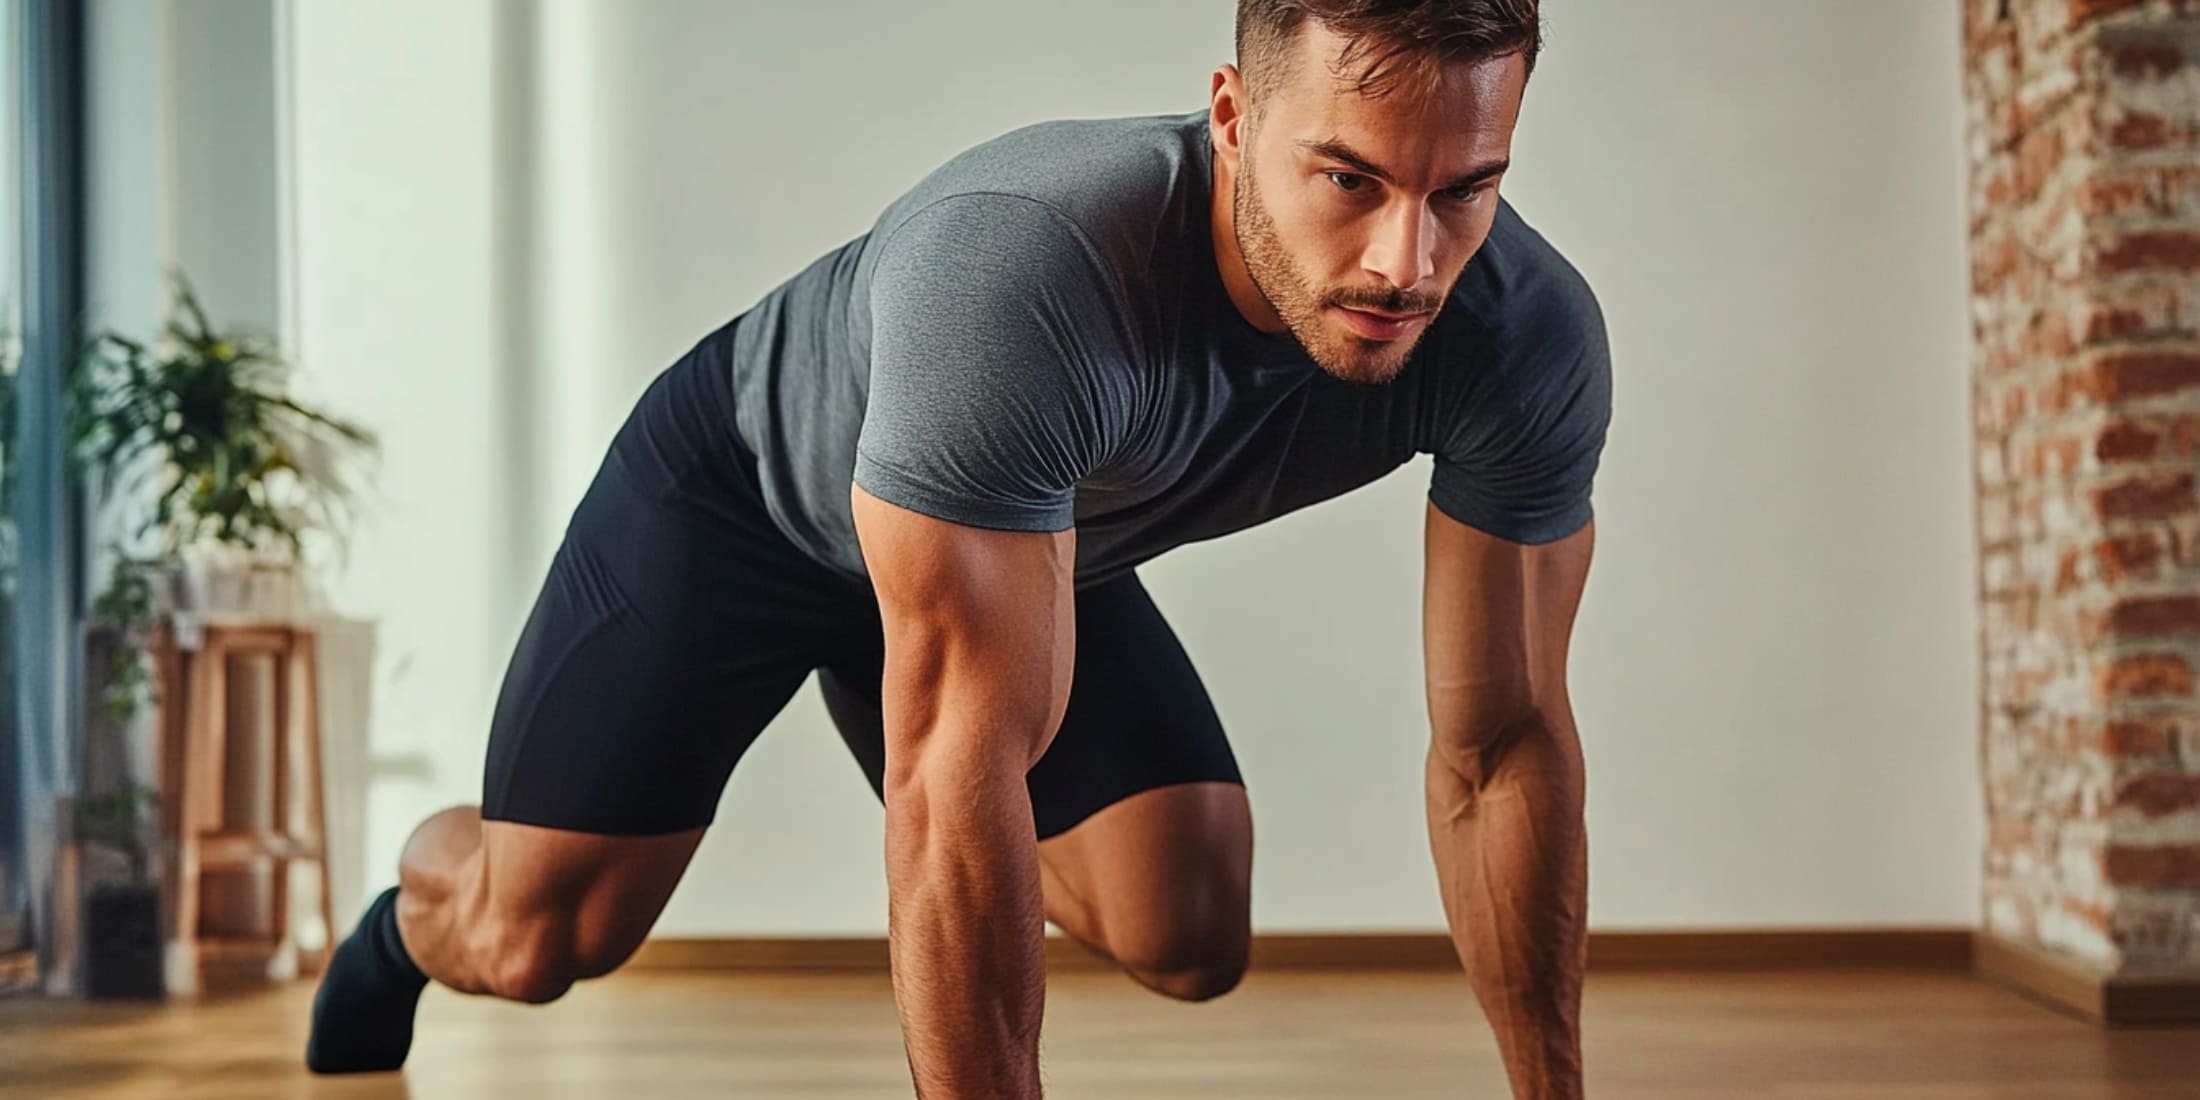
[3,0,84,997]
[0,0,31,991]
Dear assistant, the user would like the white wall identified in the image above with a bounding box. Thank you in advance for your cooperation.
[83,0,163,342]
[87,0,282,347]
[281,0,509,932]
[280,0,1981,935]
[167,0,280,334]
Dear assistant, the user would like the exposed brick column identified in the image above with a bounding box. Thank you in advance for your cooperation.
[1966,0,2200,1000]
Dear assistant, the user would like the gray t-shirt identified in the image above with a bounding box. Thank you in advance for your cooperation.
[726,109,1611,588]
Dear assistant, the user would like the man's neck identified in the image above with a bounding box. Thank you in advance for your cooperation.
[1208,144,1290,335]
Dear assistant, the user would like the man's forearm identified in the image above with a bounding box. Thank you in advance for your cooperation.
[887,750,1048,1099]
[1424,719,1588,1100]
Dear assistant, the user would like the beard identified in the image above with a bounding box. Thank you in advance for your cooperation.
[1233,162,1446,386]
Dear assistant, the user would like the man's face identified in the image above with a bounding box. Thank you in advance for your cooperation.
[1231,26,1525,384]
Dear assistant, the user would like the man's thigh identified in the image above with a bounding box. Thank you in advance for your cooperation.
[482,347,865,837]
[817,569,1248,837]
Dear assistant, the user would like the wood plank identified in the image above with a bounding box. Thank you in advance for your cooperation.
[6,967,2199,1098]
[194,829,320,867]
[298,630,336,977]
[1975,931,2200,1025]
[627,928,1978,973]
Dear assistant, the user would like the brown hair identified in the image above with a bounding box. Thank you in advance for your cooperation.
[1234,0,1541,107]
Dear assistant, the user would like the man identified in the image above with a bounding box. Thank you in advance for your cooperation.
[305,1,1607,1096]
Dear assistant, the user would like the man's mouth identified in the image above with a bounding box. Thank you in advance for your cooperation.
[1333,305,1430,340]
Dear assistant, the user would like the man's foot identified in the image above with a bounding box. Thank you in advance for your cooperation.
[305,886,430,1074]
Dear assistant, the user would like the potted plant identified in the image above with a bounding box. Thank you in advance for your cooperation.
[71,274,376,616]
[72,554,165,999]
[66,275,376,997]
[0,323,26,985]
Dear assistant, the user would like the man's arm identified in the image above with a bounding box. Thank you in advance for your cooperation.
[1422,503,1596,1100]
[852,484,1077,1099]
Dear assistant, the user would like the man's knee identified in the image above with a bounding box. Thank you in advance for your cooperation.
[474,912,636,1004]
[427,821,698,1003]
[1113,913,1251,1002]
[1126,943,1249,1002]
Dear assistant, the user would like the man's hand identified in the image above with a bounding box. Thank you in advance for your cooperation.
[1422,504,1596,1100]
[853,485,1077,1100]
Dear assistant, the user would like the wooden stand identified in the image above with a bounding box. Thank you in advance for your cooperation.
[152,616,335,994]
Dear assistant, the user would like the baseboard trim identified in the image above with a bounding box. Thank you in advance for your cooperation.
[0,950,36,995]
[1590,929,1974,970]
[627,928,1977,974]
[1973,932,2200,1026]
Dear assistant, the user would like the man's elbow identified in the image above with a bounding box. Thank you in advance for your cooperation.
[886,732,1020,812]
[882,706,1058,840]
[1428,712,1580,785]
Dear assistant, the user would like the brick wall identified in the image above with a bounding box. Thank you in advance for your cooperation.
[1967,0,2200,974]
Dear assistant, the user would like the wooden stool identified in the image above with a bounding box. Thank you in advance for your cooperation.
[152,616,335,993]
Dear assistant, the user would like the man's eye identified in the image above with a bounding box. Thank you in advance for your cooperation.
[1444,186,1485,204]
[1327,172,1365,193]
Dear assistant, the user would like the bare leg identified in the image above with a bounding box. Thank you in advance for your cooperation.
[395,806,702,1000]
[387,805,486,992]
[1036,781,1252,1002]
[386,805,480,979]
[307,804,703,1072]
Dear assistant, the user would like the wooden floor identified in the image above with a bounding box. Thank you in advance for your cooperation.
[3,967,2197,1099]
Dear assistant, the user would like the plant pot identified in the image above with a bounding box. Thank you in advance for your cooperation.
[81,882,165,999]
[176,558,300,620]
[243,562,300,619]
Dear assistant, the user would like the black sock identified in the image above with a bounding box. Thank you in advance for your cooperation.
[305,886,430,1074]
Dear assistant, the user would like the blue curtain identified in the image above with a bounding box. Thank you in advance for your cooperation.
[5,0,84,995]
[0,0,16,982]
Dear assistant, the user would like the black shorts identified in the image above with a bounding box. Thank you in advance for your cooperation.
[479,331,1244,839]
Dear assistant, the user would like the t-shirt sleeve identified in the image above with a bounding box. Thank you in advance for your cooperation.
[1428,283,1614,546]
[853,194,1132,533]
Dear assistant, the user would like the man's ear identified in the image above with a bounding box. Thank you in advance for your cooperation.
[1208,65,1248,170]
